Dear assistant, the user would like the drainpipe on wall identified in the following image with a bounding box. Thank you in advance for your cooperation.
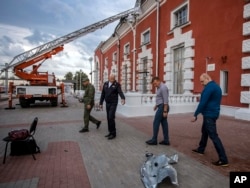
[117,40,120,83]
[114,32,120,83]
[127,21,137,92]
[100,49,103,87]
[113,20,123,84]
[156,0,160,77]
[132,26,136,91]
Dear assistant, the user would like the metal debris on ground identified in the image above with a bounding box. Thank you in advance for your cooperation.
[140,153,178,188]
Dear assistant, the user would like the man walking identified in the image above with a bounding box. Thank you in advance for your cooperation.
[79,77,101,133]
[191,73,228,167]
[146,76,170,145]
[99,74,125,139]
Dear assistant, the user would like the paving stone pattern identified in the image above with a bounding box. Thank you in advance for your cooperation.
[0,94,249,188]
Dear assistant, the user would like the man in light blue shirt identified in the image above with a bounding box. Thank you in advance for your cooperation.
[146,76,170,145]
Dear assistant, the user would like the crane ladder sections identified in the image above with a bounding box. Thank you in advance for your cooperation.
[1,6,141,73]
[13,46,64,84]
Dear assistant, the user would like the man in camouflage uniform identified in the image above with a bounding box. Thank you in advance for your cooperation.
[79,77,101,133]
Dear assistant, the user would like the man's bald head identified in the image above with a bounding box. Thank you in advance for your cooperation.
[109,74,116,83]
[200,73,212,86]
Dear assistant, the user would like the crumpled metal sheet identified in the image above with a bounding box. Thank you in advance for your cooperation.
[140,153,178,188]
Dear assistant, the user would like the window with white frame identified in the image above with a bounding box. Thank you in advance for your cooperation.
[105,57,108,67]
[142,58,148,93]
[173,46,184,94]
[112,52,117,62]
[171,2,189,29]
[141,29,150,45]
[220,70,228,95]
[137,57,149,94]
[111,69,117,76]
[124,43,130,55]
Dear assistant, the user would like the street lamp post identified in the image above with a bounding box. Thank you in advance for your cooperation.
[89,57,93,83]
[79,69,82,90]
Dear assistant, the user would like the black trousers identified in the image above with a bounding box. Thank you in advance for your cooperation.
[106,103,117,136]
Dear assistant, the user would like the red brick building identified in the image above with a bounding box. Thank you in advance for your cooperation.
[94,0,250,120]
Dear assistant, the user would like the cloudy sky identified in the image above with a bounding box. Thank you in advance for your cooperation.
[0,0,135,79]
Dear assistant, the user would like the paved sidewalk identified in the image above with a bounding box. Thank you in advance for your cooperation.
[0,94,8,102]
[0,94,249,188]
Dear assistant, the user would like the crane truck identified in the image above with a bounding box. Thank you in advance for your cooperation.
[1,3,141,108]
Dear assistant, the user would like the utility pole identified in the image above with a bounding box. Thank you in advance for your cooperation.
[89,57,93,83]
[5,63,8,94]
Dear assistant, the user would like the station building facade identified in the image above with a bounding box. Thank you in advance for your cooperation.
[94,0,250,121]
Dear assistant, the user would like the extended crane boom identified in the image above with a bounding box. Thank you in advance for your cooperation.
[1,3,141,108]
[1,6,141,73]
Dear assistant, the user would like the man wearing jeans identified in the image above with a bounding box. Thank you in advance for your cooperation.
[191,73,228,167]
[146,76,170,145]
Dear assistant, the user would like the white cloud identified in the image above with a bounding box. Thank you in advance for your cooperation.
[0,0,136,79]
[0,24,34,63]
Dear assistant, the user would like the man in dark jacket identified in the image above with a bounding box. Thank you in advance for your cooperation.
[99,74,125,139]
[79,77,101,133]
[191,73,228,167]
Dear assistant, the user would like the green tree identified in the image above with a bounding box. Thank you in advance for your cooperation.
[64,72,73,80]
[73,71,88,90]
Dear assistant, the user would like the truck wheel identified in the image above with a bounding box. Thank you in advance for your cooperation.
[51,99,58,107]
[19,98,30,108]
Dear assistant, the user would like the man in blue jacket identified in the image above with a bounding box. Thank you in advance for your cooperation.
[100,74,125,139]
[191,73,228,167]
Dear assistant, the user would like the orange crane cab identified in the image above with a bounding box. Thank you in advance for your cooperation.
[14,46,64,107]
[14,46,63,86]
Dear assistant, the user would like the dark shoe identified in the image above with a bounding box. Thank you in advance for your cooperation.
[96,121,101,129]
[105,133,111,137]
[192,149,204,155]
[108,135,116,140]
[146,139,157,145]
[212,160,229,167]
[79,128,89,133]
[159,141,170,145]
